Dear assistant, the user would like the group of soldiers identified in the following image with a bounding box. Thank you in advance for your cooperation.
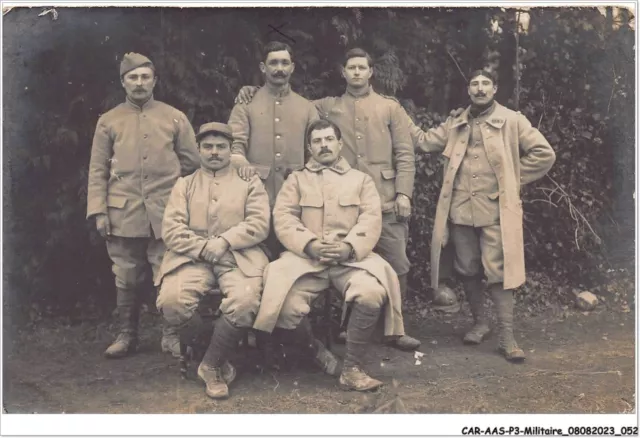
[87,41,556,400]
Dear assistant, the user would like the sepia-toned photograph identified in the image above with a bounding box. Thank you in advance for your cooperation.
[1,1,636,432]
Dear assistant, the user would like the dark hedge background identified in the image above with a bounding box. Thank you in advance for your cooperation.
[2,6,635,326]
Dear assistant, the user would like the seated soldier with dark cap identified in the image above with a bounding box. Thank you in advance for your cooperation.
[156,122,270,399]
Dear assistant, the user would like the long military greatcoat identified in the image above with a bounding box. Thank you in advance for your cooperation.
[253,158,405,336]
[412,102,556,290]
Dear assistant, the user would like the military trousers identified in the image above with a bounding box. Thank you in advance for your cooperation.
[450,223,504,285]
[105,235,166,290]
[156,253,262,329]
[375,211,410,276]
[276,265,388,330]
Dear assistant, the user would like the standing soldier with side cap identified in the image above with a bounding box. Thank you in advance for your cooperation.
[87,52,200,359]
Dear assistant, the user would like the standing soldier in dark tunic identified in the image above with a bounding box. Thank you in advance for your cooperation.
[86,53,200,358]
[412,70,556,361]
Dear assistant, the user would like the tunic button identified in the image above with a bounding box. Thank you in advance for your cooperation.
[276,135,281,139]
[471,192,476,196]
[475,121,480,125]
[275,101,281,105]
[143,155,148,160]
[356,118,360,121]
[275,117,280,122]
[275,167,281,172]
[276,152,281,157]
[357,135,362,140]
[472,174,477,179]
[143,134,148,139]
[357,154,363,158]
[474,155,479,159]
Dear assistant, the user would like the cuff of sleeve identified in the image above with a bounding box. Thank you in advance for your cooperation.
[192,241,208,260]
[342,237,367,262]
[219,231,238,250]
[288,231,318,258]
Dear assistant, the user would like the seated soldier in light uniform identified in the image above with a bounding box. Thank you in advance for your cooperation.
[156,122,270,399]
[254,119,406,391]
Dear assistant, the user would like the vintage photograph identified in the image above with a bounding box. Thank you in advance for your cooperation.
[2,1,636,424]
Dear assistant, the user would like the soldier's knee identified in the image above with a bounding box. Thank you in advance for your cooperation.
[353,278,387,309]
[157,284,193,327]
[112,264,145,289]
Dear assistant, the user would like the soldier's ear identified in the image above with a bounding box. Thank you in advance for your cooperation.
[259,62,267,74]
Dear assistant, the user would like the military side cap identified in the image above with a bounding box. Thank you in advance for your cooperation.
[120,52,155,77]
[196,122,233,142]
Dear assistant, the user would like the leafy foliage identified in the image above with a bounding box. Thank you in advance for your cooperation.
[3,6,635,323]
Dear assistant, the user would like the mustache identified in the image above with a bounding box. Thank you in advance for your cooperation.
[474,92,487,97]
[272,72,287,78]
[319,147,332,155]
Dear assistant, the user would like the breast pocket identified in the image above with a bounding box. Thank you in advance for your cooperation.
[339,193,362,225]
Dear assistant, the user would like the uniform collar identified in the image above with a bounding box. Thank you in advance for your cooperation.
[264,83,291,98]
[451,101,507,129]
[200,164,232,178]
[345,85,373,99]
[125,95,155,110]
[305,156,351,174]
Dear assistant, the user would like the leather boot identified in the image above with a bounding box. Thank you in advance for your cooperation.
[490,285,525,362]
[462,275,490,344]
[199,316,242,399]
[385,274,421,351]
[340,304,383,391]
[104,287,139,358]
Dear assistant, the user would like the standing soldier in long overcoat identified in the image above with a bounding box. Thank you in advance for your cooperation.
[412,70,556,362]
[86,53,200,358]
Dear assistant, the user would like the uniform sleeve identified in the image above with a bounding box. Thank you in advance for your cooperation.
[389,102,416,199]
[343,174,383,261]
[162,177,208,260]
[517,114,556,185]
[273,174,318,258]
[86,118,111,219]
[313,97,335,119]
[219,176,271,250]
[228,103,251,158]
[174,112,200,176]
[408,110,449,154]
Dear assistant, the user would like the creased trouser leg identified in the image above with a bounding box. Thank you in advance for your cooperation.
[202,315,245,368]
[345,304,381,369]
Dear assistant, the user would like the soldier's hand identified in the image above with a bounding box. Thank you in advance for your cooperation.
[395,194,412,222]
[95,213,111,239]
[320,242,353,263]
[202,237,230,264]
[237,165,259,181]
[234,86,259,105]
[449,107,465,118]
[304,239,328,261]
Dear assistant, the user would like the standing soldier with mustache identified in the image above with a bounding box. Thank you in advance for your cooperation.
[87,53,200,358]
[411,70,556,361]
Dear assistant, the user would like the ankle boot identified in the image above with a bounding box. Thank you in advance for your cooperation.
[105,287,139,358]
[341,303,383,390]
[462,276,490,344]
[385,275,421,351]
[490,285,525,362]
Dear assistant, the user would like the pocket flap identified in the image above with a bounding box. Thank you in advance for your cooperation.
[487,192,500,201]
[299,195,323,207]
[381,169,397,180]
[253,164,271,180]
[107,195,127,209]
[339,194,361,207]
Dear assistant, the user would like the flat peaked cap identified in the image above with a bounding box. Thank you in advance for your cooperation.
[120,52,155,76]
[196,122,233,142]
